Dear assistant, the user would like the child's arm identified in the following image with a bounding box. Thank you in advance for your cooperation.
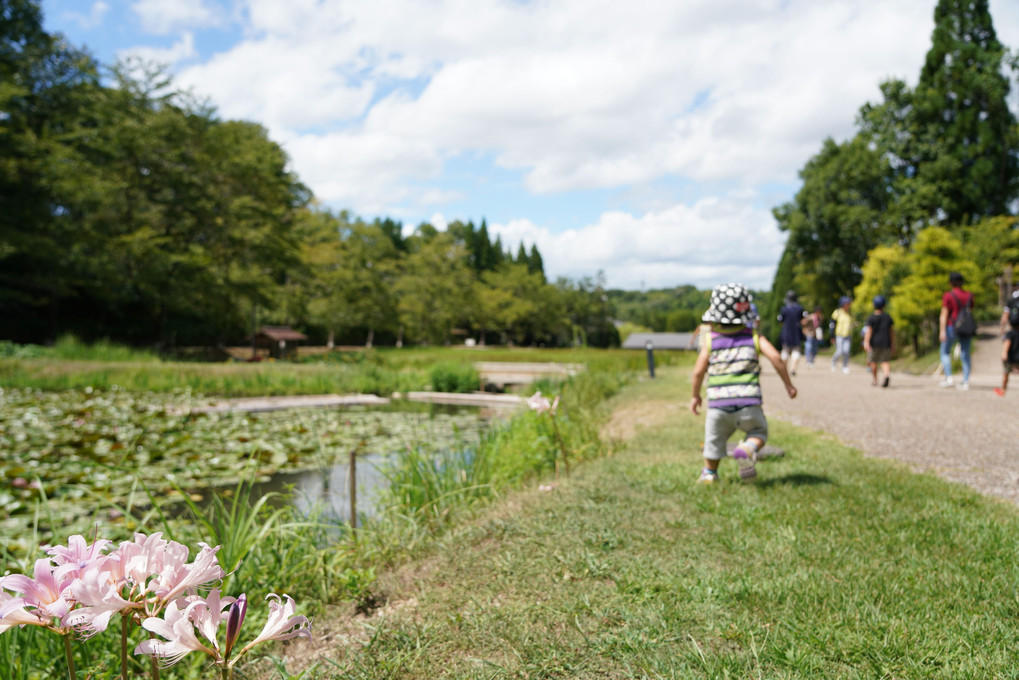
[862,323,873,352]
[1003,337,1012,363]
[690,343,710,415]
[758,335,797,399]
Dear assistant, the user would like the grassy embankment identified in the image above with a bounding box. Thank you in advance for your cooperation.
[0,335,678,396]
[303,364,1019,679]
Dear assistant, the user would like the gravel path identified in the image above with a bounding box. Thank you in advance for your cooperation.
[759,325,1018,504]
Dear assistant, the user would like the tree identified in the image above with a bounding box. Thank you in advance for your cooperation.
[373,217,406,253]
[527,244,546,283]
[774,0,1017,328]
[556,272,619,348]
[0,0,100,341]
[958,216,1019,312]
[892,227,980,352]
[477,263,542,345]
[851,244,910,330]
[770,135,893,327]
[394,231,472,345]
[909,0,1018,224]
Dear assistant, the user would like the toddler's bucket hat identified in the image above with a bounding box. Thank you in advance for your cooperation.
[702,283,753,325]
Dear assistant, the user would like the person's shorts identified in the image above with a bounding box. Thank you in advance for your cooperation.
[780,346,801,360]
[867,347,892,363]
[1004,360,1019,374]
[703,405,768,461]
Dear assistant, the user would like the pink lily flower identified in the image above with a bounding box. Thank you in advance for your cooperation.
[113,532,169,592]
[187,589,235,654]
[0,558,75,625]
[47,534,112,582]
[527,391,559,415]
[154,542,224,604]
[135,598,217,667]
[111,533,224,611]
[63,564,138,637]
[134,591,310,670]
[0,592,53,633]
[239,594,311,655]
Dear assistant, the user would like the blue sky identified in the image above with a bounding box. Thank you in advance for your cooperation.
[41,0,1019,291]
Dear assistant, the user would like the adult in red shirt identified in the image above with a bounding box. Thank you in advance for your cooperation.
[939,271,974,389]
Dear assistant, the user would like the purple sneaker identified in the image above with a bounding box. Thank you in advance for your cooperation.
[732,441,757,481]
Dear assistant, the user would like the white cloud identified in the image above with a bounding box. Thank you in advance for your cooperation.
[177,37,376,132]
[102,0,1017,289]
[279,128,445,217]
[63,1,111,30]
[490,194,785,290]
[131,0,221,35]
[118,32,197,68]
[173,0,937,213]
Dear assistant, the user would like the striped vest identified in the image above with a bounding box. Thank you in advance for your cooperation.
[706,327,762,408]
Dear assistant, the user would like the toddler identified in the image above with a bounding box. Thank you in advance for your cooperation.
[690,283,797,483]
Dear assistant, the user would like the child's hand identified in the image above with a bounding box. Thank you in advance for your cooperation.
[690,396,702,415]
[786,385,797,399]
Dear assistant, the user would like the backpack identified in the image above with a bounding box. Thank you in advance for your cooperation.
[952,291,977,337]
[1009,299,1019,329]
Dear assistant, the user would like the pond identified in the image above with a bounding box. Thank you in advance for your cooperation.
[0,387,495,552]
[254,406,490,524]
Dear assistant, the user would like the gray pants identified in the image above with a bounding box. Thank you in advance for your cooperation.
[831,336,851,369]
[703,405,768,460]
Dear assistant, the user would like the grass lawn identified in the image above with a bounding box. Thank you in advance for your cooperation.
[310,366,1019,679]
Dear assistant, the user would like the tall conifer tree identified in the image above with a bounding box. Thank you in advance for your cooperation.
[910,0,1017,223]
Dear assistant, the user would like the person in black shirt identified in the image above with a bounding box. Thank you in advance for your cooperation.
[863,295,895,388]
[996,297,1019,397]
[777,290,806,376]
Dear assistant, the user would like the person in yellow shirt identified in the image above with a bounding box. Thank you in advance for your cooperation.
[830,296,854,374]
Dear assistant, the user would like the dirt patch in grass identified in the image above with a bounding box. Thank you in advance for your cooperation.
[600,397,683,442]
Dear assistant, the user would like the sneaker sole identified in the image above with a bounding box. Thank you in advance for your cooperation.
[732,448,757,481]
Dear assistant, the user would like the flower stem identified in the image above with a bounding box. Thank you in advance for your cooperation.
[550,415,569,475]
[120,614,129,680]
[63,634,76,680]
[148,630,160,680]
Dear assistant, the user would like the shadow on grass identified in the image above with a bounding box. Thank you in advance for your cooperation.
[757,473,833,488]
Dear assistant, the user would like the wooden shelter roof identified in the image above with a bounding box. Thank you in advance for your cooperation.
[255,325,308,341]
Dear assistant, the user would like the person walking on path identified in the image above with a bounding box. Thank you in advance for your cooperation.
[830,296,854,374]
[995,311,1019,396]
[777,290,806,375]
[690,283,797,485]
[757,328,1019,506]
[863,295,895,388]
[1001,284,1019,335]
[803,305,824,368]
[939,272,975,389]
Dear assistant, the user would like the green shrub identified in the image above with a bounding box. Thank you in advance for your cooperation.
[52,334,160,362]
[0,340,48,359]
[429,361,480,393]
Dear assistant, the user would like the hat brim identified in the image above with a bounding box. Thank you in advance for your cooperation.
[702,309,750,325]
